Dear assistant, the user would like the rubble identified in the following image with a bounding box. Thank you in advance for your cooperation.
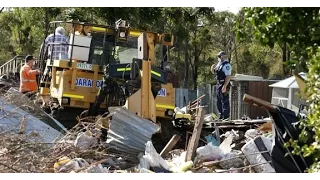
[0,107,276,173]
[0,86,281,173]
[0,133,56,173]
[196,143,224,162]
[219,151,244,169]
[0,72,20,91]
[141,141,170,171]
[241,136,274,173]
[54,157,90,173]
[244,129,260,141]
[74,131,99,150]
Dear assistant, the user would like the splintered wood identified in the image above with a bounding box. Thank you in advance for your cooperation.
[19,116,27,134]
[160,134,181,158]
[185,107,205,162]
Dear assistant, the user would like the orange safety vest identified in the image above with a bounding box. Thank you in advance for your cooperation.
[19,64,38,93]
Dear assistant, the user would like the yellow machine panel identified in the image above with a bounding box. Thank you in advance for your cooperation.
[155,83,175,119]
[41,59,106,109]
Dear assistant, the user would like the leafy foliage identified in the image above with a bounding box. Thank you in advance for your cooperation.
[0,7,284,89]
[237,7,320,172]
[236,7,320,74]
[303,47,320,172]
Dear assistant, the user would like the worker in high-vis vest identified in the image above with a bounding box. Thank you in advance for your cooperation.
[19,55,40,95]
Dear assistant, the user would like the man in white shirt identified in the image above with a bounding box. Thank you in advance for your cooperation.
[42,27,69,60]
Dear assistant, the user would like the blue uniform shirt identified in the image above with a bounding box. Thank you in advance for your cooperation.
[216,60,232,84]
[222,62,232,76]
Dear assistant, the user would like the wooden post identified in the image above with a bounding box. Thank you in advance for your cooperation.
[160,134,181,158]
[185,107,205,162]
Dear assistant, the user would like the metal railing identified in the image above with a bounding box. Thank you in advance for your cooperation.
[0,56,25,76]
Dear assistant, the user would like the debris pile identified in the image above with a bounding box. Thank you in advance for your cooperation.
[0,133,54,173]
[134,127,274,173]
[0,72,20,92]
[0,88,280,173]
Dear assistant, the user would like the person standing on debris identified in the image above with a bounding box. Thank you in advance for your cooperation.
[41,26,69,60]
[19,55,40,96]
[212,51,232,120]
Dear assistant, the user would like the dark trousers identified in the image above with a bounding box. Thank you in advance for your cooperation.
[217,85,230,119]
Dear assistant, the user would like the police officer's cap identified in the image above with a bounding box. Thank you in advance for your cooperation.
[217,51,227,57]
[25,55,35,62]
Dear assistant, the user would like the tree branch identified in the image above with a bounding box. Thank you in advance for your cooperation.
[189,50,194,72]
[197,45,205,59]
[0,7,4,13]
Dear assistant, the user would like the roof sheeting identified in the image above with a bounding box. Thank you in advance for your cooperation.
[269,72,307,89]
[106,107,160,158]
[4,87,67,132]
[231,74,264,81]
[0,97,64,143]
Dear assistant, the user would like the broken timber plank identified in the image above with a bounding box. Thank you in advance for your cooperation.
[185,107,205,162]
[19,115,27,134]
[160,134,181,158]
[243,94,276,113]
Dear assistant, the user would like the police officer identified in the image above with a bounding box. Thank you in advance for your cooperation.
[212,51,232,120]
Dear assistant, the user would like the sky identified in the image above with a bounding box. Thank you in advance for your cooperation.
[214,7,241,14]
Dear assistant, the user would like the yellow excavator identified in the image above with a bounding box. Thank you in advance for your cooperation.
[38,20,191,133]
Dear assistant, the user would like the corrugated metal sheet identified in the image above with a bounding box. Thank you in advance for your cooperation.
[4,87,67,133]
[106,107,160,157]
[0,97,64,143]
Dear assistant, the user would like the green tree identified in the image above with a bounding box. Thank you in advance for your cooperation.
[236,7,320,172]
[0,7,63,64]
[236,7,320,76]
